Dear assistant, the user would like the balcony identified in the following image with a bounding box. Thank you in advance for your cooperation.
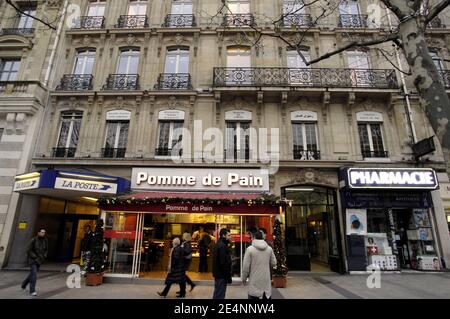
[116,15,148,28]
[155,73,192,90]
[72,16,105,29]
[56,74,93,91]
[428,16,445,29]
[0,28,35,36]
[362,150,389,158]
[52,147,76,158]
[102,148,126,158]
[155,147,183,157]
[339,14,368,28]
[163,14,196,27]
[223,14,255,27]
[224,149,250,162]
[441,70,450,88]
[103,74,140,90]
[293,149,321,160]
[213,67,398,89]
[281,14,313,27]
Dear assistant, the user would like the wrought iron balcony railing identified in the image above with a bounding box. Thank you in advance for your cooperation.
[1,28,35,36]
[428,16,445,29]
[339,14,368,28]
[223,14,255,27]
[163,14,196,27]
[102,148,126,158]
[293,149,321,160]
[155,147,183,156]
[155,73,192,90]
[440,70,450,88]
[103,74,140,90]
[361,150,389,158]
[56,74,93,91]
[213,67,398,89]
[52,147,76,158]
[116,15,148,28]
[73,16,105,29]
[281,14,313,27]
[224,149,251,161]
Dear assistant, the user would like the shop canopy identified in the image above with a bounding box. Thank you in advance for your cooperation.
[98,191,289,215]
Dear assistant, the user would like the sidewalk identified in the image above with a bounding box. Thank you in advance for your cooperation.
[1,270,450,299]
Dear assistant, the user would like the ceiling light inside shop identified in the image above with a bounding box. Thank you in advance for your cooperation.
[286,188,315,192]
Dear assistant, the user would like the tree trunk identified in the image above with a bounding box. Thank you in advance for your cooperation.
[399,16,450,172]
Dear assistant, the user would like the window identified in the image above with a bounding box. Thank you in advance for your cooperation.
[287,49,312,85]
[0,59,21,81]
[228,0,250,14]
[157,121,184,156]
[339,0,365,27]
[128,0,147,15]
[17,7,36,29]
[291,113,319,160]
[347,51,370,69]
[339,0,360,15]
[429,50,445,72]
[227,46,251,67]
[283,0,307,26]
[164,48,189,73]
[287,49,309,68]
[117,49,140,74]
[55,111,83,157]
[73,50,95,74]
[104,120,129,158]
[87,0,106,16]
[358,123,387,158]
[171,0,193,14]
[226,121,250,161]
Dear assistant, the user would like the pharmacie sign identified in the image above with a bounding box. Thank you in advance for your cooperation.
[131,168,269,192]
[344,168,438,190]
[54,177,118,194]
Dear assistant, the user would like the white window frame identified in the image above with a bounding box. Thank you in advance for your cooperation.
[164,48,190,73]
[104,121,129,149]
[287,49,310,68]
[117,49,140,74]
[339,0,360,15]
[17,7,36,29]
[226,46,251,67]
[291,121,319,158]
[226,121,251,160]
[347,51,370,69]
[86,0,106,16]
[171,0,193,15]
[358,122,387,158]
[128,0,148,15]
[0,59,21,81]
[156,120,184,157]
[228,0,250,14]
[73,50,95,75]
[56,112,83,149]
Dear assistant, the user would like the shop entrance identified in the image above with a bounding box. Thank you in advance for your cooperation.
[103,212,274,279]
[283,186,343,272]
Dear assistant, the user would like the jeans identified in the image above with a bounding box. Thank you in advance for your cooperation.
[213,278,228,299]
[22,263,40,293]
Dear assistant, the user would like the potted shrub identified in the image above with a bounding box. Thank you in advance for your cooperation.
[85,218,105,286]
[272,217,288,288]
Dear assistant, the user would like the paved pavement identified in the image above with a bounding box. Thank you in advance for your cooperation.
[1,269,450,299]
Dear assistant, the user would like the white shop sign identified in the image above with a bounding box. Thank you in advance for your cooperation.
[225,110,252,121]
[13,177,40,192]
[291,111,317,122]
[132,168,269,192]
[106,110,131,121]
[356,111,383,122]
[159,110,185,120]
[54,177,118,194]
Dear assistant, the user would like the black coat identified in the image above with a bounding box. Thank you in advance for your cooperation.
[182,241,193,270]
[27,236,48,266]
[212,238,232,281]
[165,245,186,285]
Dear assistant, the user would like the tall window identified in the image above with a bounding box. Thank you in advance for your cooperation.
[358,123,387,158]
[0,59,21,81]
[157,121,184,156]
[17,7,36,29]
[287,49,309,68]
[291,113,319,160]
[226,121,250,161]
[164,48,189,73]
[347,51,370,69]
[117,49,140,74]
[104,120,129,158]
[283,0,305,25]
[228,0,250,13]
[73,50,95,74]
[128,0,147,15]
[227,46,251,67]
[429,50,445,72]
[339,0,364,27]
[339,0,360,15]
[56,111,83,157]
[171,0,193,14]
[287,49,311,85]
[87,0,106,16]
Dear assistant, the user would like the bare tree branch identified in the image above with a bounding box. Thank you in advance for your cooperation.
[425,0,450,24]
[379,0,407,20]
[5,0,57,30]
[377,48,412,75]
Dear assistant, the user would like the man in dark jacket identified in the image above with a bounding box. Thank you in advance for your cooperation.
[157,237,186,298]
[21,229,48,296]
[212,228,232,299]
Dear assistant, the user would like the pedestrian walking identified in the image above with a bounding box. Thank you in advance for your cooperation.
[241,230,276,299]
[181,232,196,292]
[198,230,211,273]
[212,228,232,299]
[21,229,48,296]
[157,237,186,298]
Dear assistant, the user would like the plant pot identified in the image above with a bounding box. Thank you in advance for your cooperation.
[272,275,287,288]
[85,272,104,286]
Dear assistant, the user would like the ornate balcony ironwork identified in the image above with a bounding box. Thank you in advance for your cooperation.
[1,28,35,36]
[102,148,126,158]
[155,73,192,90]
[103,74,140,90]
[224,149,250,161]
[223,14,255,27]
[293,149,321,160]
[155,147,183,156]
[281,14,313,27]
[116,15,148,28]
[163,14,196,27]
[213,67,398,89]
[339,14,368,28]
[440,70,450,88]
[428,16,445,29]
[362,150,389,158]
[73,16,105,29]
[56,74,93,91]
[52,147,76,158]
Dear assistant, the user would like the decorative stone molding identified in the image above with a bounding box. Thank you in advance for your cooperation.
[157,33,163,57]
[346,92,355,124]
[257,91,263,124]
[281,168,338,189]
[322,91,330,123]
[6,113,16,135]
[136,96,142,117]
[215,92,221,124]
[15,113,26,135]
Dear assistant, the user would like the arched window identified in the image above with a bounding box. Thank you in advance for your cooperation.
[117,48,140,74]
[164,47,189,73]
[73,49,96,75]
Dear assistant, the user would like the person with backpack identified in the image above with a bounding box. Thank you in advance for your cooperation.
[21,229,48,296]
[180,232,196,294]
